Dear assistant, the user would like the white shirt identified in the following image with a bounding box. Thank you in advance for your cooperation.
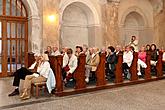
[37,61,50,78]
[51,50,61,56]
[123,51,133,67]
[63,53,69,68]
[28,62,37,69]
[163,52,165,61]
[129,40,138,52]
[63,54,78,74]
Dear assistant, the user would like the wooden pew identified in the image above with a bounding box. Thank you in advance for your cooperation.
[129,52,138,81]
[74,53,86,89]
[95,53,106,86]
[28,51,165,97]
[114,52,123,83]
[144,52,152,80]
[28,53,35,67]
[156,51,163,77]
[53,55,63,95]
[49,55,63,94]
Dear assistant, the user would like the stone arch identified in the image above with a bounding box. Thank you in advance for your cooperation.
[120,6,149,27]
[59,0,100,25]
[59,0,102,49]
[22,0,42,53]
[119,6,154,47]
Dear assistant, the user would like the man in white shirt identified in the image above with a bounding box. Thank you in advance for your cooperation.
[51,46,61,56]
[129,36,138,52]
[8,53,41,96]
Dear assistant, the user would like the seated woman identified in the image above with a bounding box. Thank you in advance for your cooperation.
[8,53,41,96]
[122,45,133,79]
[62,48,78,85]
[138,46,147,76]
[150,44,158,74]
[75,45,83,57]
[44,46,52,56]
[145,44,151,52]
[106,46,117,79]
[20,54,51,100]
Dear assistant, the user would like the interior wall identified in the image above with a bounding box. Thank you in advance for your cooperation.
[60,0,102,49]
[118,0,154,47]
[61,3,89,49]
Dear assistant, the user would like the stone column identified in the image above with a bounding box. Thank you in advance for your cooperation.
[101,0,120,47]
[42,0,60,51]
[27,0,43,53]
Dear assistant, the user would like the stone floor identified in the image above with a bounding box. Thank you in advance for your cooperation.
[1,77,165,110]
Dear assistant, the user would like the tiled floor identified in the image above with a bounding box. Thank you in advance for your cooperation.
[1,77,165,110]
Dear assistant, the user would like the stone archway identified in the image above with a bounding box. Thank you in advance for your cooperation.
[123,12,145,46]
[120,6,154,47]
[59,0,101,49]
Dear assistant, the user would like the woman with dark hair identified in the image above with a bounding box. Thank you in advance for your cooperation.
[150,44,158,74]
[146,44,151,52]
[75,45,83,57]
[150,44,158,66]
[106,46,117,79]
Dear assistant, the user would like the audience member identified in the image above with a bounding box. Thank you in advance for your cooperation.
[44,46,52,56]
[51,46,61,56]
[20,54,51,100]
[85,48,100,83]
[8,53,41,96]
[62,48,78,84]
[122,46,133,79]
[106,46,117,79]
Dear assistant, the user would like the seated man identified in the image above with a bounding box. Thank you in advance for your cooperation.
[85,47,100,83]
[51,46,61,56]
[62,48,78,85]
[122,46,133,79]
[8,53,41,96]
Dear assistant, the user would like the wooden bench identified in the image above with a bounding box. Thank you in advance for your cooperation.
[28,51,165,97]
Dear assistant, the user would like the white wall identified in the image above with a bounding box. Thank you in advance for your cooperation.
[118,0,154,47]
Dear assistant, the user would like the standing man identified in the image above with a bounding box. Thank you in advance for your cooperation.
[129,36,138,52]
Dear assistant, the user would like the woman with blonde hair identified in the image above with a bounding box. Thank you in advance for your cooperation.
[20,54,51,100]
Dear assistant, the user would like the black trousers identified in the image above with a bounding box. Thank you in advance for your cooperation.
[13,67,33,87]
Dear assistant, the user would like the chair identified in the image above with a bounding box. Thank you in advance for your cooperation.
[31,81,47,98]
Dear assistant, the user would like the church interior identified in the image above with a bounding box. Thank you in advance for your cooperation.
[1,0,165,110]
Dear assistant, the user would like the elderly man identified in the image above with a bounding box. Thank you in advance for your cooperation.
[85,47,100,83]
[8,53,41,96]
[51,46,61,56]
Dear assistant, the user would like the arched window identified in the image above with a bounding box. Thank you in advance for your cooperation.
[0,0,28,77]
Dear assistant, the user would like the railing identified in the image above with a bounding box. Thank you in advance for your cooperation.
[28,51,165,97]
